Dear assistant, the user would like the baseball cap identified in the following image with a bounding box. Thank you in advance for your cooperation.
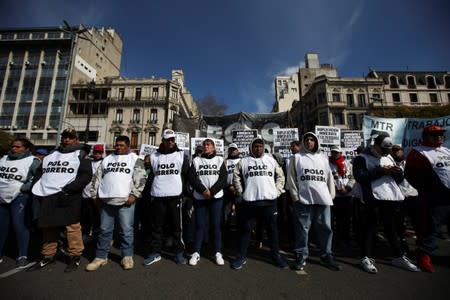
[92,144,104,152]
[35,148,48,156]
[423,125,446,135]
[330,145,341,152]
[374,133,393,149]
[162,129,176,139]
[61,128,78,138]
[228,143,238,149]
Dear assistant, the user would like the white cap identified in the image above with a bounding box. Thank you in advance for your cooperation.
[330,145,342,152]
[228,143,238,149]
[162,129,176,139]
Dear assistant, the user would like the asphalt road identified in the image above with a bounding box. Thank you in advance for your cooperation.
[1,234,449,300]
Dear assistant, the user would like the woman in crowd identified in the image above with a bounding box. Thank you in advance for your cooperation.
[188,139,227,266]
[0,138,40,268]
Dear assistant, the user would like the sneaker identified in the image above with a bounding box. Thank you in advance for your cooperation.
[293,253,306,270]
[143,253,161,266]
[417,253,435,273]
[85,258,108,271]
[320,254,342,271]
[16,256,32,269]
[121,256,134,270]
[64,256,81,273]
[189,252,200,266]
[231,256,247,270]
[272,255,288,269]
[215,252,225,266]
[27,256,56,271]
[360,256,377,274]
[175,252,186,265]
[392,255,420,272]
[0,256,3,263]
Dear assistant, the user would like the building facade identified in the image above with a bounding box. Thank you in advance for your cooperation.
[0,25,123,145]
[280,53,450,133]
[66,70,200,149]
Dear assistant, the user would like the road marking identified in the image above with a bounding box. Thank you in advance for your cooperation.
[0,262,36,279]
[295,269,308,275]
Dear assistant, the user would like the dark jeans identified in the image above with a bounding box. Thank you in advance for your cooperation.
[332,196,353,242]
[193,198,223,254]
[359,199,403,258]
[237,201,280,258]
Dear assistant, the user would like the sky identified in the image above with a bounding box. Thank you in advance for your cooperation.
[1,0,450,114]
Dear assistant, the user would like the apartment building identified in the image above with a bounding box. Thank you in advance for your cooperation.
[66,70,200,149]
[0,25,123,145]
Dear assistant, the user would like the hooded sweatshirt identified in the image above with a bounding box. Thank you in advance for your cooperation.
[287,132,335,205]
[233,138,285,203]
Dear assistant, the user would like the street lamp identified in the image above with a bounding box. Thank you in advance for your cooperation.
[370,96,385,117]
[55,20,88,146]
[84,79,96,144]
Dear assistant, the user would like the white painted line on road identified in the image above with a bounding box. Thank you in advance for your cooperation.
[0,262,36,279]
[295,269,308,275]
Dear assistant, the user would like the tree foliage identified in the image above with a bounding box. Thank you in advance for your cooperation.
[196,95,228,116]
[0,129,13,154]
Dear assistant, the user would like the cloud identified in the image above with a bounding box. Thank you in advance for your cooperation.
[255,98,270,113]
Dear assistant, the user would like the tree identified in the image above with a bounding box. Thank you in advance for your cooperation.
[0,129,13,155]
[196,95,228,116]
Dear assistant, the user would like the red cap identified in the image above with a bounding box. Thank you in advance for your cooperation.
[92,144,104,152]
[423,125,446,135]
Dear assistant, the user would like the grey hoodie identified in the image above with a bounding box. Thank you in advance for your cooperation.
[287,132,335,204]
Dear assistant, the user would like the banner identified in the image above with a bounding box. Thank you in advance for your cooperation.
[175,132,190,150]
[363,115,450,155]
[139,144,158,159]
[273,128,299,159]
[315,126,341,146]
[340,131,364,160]
[232,130,258,157]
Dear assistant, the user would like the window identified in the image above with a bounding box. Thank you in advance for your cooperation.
[319,112,328,125]
[445,76,450,89]
[132,109,140,123]
[135,88,141,101]
[149,133,156,145]
[430,93,438,103]
[171,88,178,99]
[152,87,158,99]
[119,88,125,100]
[332,93,341,102]
[392,93,401,102]
[291,88,297,93]
[333,112,345,125]
[448,93,450,102]
[358,94,366,107]
[131,133,138,149]
[407,76,416,89]
[389,76,399,88]
[150,109,158,122]
[426,76,436,89]
[115,109,123,123]
[318,92,326,104]
[346,94,354,107]
[347,113,357,129]
[372,93,381,101]
[409,93,418,103]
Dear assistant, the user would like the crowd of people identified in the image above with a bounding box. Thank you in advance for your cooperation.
[0,125,449,274]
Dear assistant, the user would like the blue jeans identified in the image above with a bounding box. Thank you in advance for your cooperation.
[293,202,333,257]
[96,203,135,258]
[0,194,31,258]
[193,198,223,254]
